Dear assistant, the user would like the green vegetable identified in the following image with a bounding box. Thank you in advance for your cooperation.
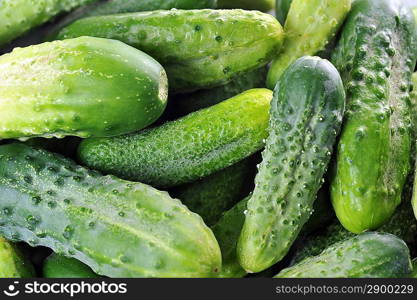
[0,143,221,278]
[211,197,249,278]
[330,0,417,233]
[171,67,267,118]
[267,0,351,89]
[276,0,293,25]
[275,232,413,278]
[412,259,417,278]
[56,9,284,93]
[0,0,98,46]
[43,253,99,278]
[291,200,417,264]
[170,156,257,226]
[0,36,168,140]
[217,0,274,12]
[0,237,35,278]
[238,56,346,273]
[78,89,272,188]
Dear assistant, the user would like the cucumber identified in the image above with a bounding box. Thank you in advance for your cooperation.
[43,253,99,278]
[0,36,168,140]
[78,89,272,188]
[211,197,249,278]
[275,232,413,278]
[0,0,98,46]
[56,9,284,93]
[238,57,346,273]
[217,0,274,12]
[412,259,417,278]
[171,67,268,118]
[0,237,35,278]
[0,143,221,278]
[170,156,257,226]
[292,200,417,264]
[330,0,417,233]
[266,0,351,89]
[276,0,292,25]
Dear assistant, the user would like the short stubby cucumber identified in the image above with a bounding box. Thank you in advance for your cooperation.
[276,0,293,25]
[266,0,351,89]
[0,36,168,140]
[0,143,221,278]
[171,67,268,118]
[238,57,346,273]
[330,0,417,233]
[211,197,249,278]
[275,232,413,278]
[43,254,99,278]
[0,0,98,46]
[78,89,272,188]
[291,200,417,264]
[0,237,35,278]
[56,9,284,92]
[217,0,274,12]
[170,156,257,226]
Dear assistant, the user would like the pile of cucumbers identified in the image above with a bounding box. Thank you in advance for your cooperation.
[0,0,417,279]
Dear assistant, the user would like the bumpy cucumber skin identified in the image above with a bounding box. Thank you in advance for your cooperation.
[217,0,274,12]
[78,89,272,188]
[0,237,35,278]
[172,67,268,117]
[43,254,99,278]
[0,37,168,140]
[238,57,346,273]
[330,0,417,234]
[267,0,351,89]
[211,197,249,278]
[275,232,413,278]
[56,9,284,93]
[292,200,417,264]
[0,144,221,278]
[0,0,98,46]
[170,156,256,226]
[276,0,293,25]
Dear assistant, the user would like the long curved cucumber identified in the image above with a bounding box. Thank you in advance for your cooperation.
[43,254,99,278]
[56,9,284,93]
[172,67,268,118]
[217,0,274,12]
[170,156,257,226]
[0,36,167,140]
[0,143,221,278]
[330,0,417,233]
[275,232,413,278]
[0,0,98,46]
[291,200,417,264]
[266,0,351,89]
[0,237,35,278]
[238,57,345,273]
[276,0,293,25]
[78,89,272,188]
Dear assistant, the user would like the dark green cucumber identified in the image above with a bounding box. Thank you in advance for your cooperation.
[0,143,221,278]
[170,156,257,226]
[56,9,284,93]
[238,56,346,273]
[43,253,99,278]
[171,67,268,118]
[330,0,417,233]
[217,0,274,12]
[0,237,35,278]
[211,197,249,278]
[275,232,413,278]
[266,0,351,89]
[0,0,98,46]
[0,37,168,140]
[292,200,417,264]
[276,0,292,25]
[78,89,272,188]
